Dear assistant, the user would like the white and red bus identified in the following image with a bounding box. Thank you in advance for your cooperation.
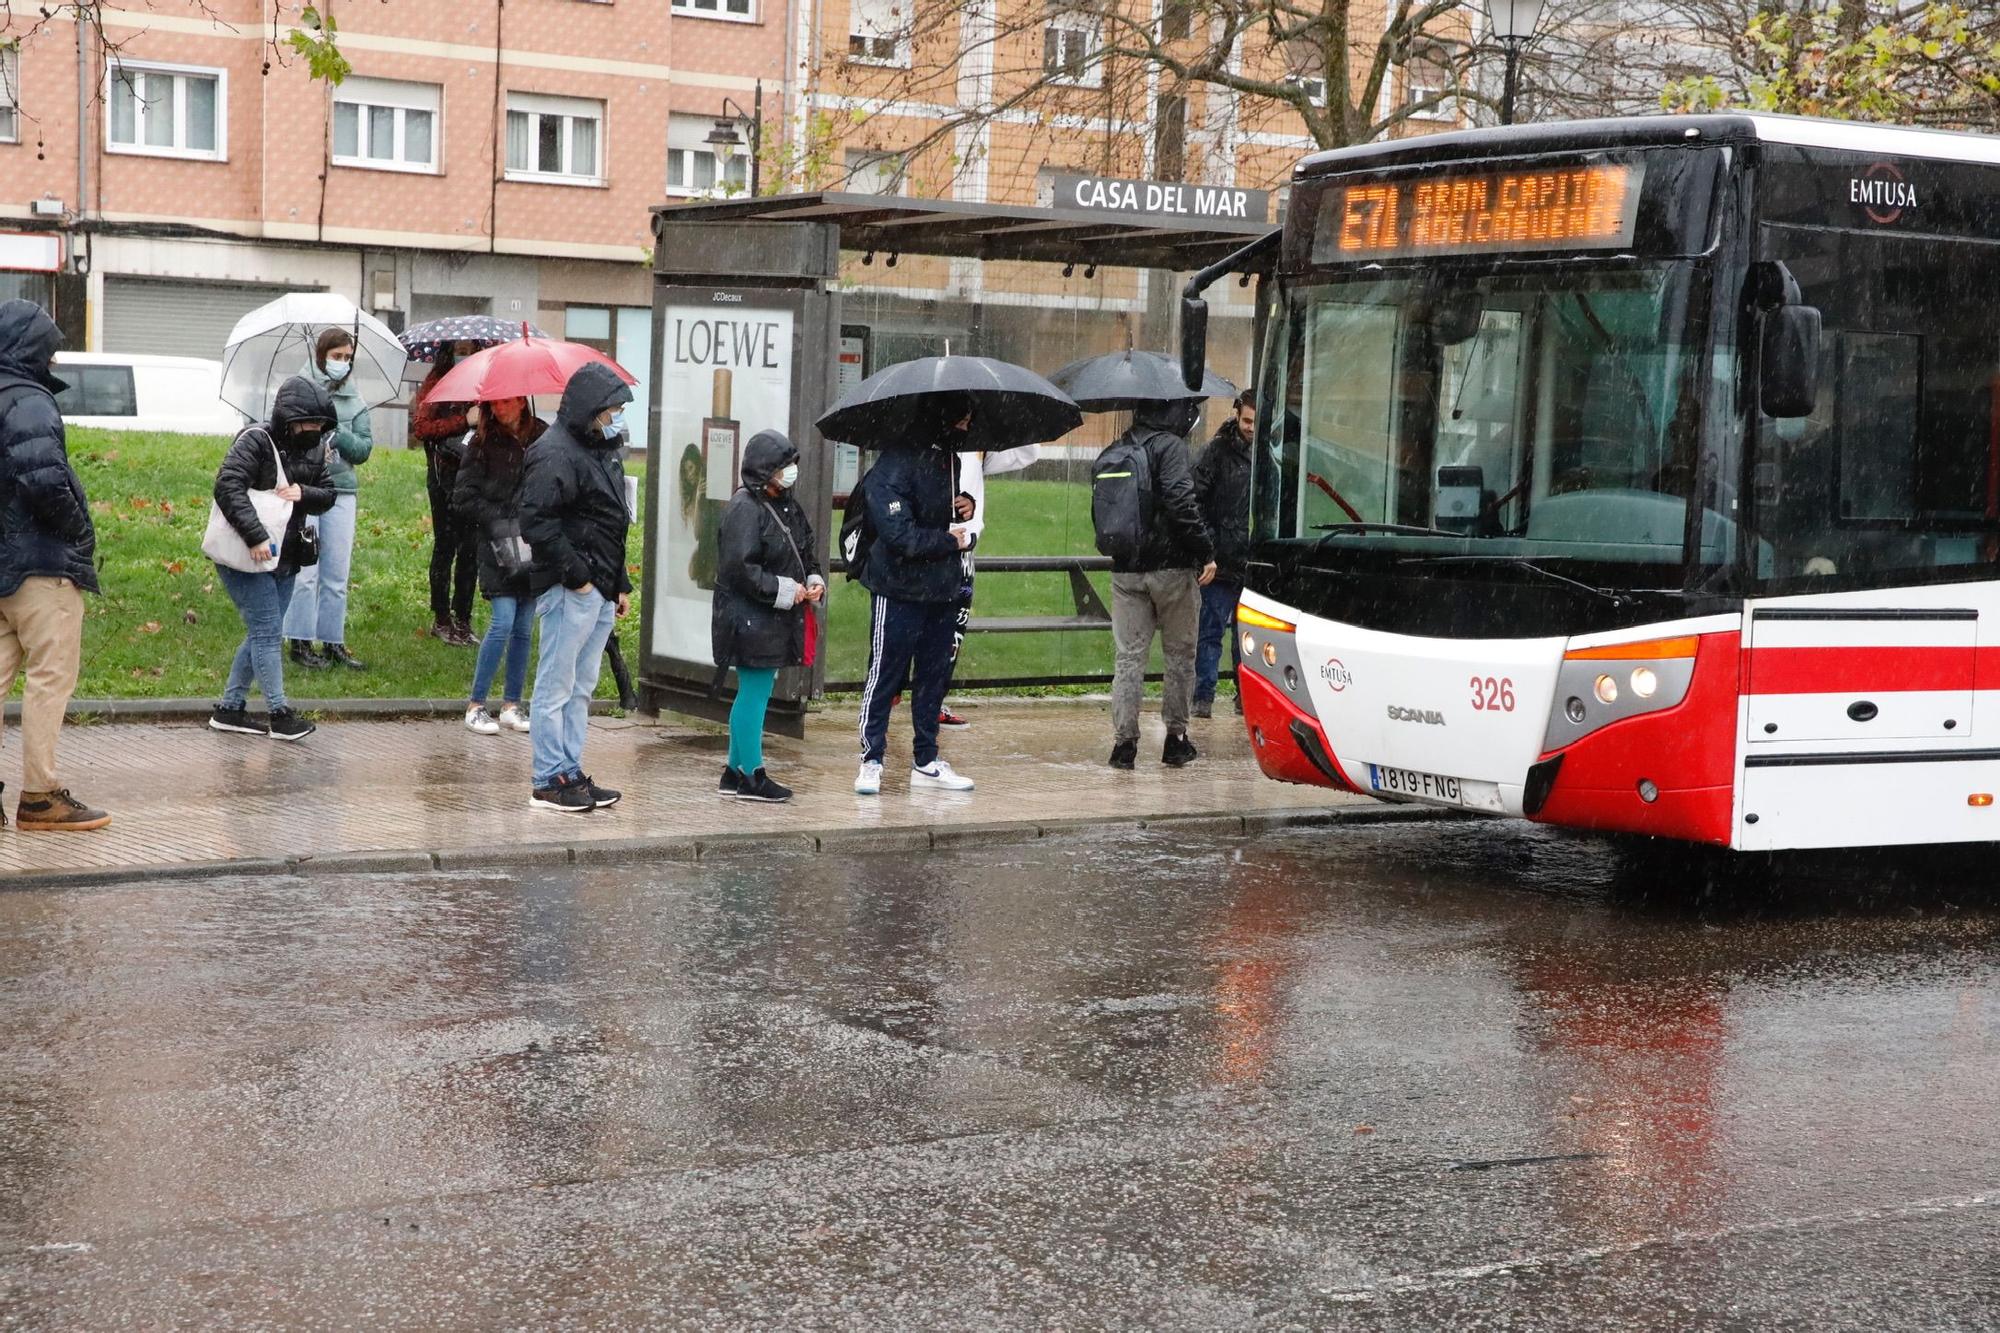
[1187,114,2000,850]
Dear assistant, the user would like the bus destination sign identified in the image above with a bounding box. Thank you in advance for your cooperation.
[1323,163,1645,260]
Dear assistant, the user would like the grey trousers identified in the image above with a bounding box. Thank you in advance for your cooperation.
[1110,569,1200,742]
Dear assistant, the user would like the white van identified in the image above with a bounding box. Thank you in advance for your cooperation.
[51,352,245,437]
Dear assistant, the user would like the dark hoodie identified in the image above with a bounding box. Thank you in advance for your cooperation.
[212,375,339,578]
[1108,400,1214,575]
[1192,415,1252,583]
[712,430,821,670]
[0,299,97,596]
[519,361,634,600]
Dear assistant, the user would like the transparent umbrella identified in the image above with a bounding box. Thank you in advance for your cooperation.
[220,292,408,417]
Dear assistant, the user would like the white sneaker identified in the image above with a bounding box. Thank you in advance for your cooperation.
[911,760,974,791]
[464,705,501,736]
[855,760,883,795]
[498,703,531,733]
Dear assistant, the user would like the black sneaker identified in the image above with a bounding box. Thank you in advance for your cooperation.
[579,774,622,809]
[1109,739,1137,770]
[267,708,316,742]
[735,768,793,803]
[531,775,594,813]
[288,640,328,669]
[718,765,744,797]
[209,705,264,736]
[1163,732,1198,767]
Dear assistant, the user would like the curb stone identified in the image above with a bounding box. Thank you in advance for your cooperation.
[0,803,1461,892]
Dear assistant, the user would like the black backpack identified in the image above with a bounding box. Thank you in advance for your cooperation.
[839,468,877,582]
[1091,434,1156,564]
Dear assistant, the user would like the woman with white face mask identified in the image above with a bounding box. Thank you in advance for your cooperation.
[711,429,822,803]
[282,326,374,670]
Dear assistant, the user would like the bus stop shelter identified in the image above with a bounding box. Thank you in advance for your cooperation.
[639,189,1276,733]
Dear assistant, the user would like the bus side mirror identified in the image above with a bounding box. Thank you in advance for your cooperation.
[1761,305,1821,419]
[1180,296,1209,393]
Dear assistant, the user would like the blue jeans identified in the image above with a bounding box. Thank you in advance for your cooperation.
[470,595,533,705]
[282,493,355,645]
[217,564,297,711]
[1194,579,1243,703]
[530,585,617,788]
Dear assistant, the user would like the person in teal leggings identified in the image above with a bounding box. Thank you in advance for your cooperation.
[712,430,822,802]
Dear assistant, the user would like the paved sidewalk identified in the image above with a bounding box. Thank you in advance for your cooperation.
[0,700,1373,885]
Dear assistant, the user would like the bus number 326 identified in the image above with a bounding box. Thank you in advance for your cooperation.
[1470,677,1515,712]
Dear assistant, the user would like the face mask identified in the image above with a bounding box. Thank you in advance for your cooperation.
[777,463,800,490]
[325,360,352,382]
[602,410,627,439]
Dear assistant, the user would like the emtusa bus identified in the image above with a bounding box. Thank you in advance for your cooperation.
[1182,114,2000,851]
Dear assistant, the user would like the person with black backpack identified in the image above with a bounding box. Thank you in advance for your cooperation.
[1092,397,1216,771]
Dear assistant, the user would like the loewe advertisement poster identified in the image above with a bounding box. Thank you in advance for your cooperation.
[654,294,796,667]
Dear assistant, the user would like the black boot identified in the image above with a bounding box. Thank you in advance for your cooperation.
[288,639,327,669]
[1163,732,1198,767]
[1109,739,1137,770]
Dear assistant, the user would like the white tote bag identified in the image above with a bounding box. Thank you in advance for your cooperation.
[202,435,294,574]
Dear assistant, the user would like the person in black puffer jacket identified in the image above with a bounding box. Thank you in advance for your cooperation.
[519,361,634,814]
[0,299,109,831]
[712,430,823,804]
[453,395,547,738]
[1191,389,1254,717]
[207,375,338,743]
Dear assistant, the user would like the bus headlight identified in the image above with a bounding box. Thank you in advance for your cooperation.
[1630,666,1659,699]
[1593,674,1618,705]
[1546,635,1701,753]
[1240,630,1256,658]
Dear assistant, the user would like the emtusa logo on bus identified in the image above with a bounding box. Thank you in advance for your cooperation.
[1321,658,1352,691]
[1850,161,1917,225]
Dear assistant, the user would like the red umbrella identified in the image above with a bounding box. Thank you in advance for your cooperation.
[427,329,637,402]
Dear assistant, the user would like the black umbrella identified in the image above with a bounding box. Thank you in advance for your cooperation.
[1047,349,1236,412]
[399,315,548,363]
[817,355,1082,449]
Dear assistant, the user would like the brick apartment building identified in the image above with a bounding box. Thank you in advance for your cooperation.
[0,0,790,450]
[0,0,1468,448]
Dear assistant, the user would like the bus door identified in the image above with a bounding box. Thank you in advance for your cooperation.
[1744,606,1977,745]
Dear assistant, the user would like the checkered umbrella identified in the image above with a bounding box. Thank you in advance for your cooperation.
[398,315,548,363]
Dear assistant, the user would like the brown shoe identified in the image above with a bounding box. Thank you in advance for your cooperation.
[16,788,111,832]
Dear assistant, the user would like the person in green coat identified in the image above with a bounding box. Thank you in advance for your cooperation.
[283,327,374,670]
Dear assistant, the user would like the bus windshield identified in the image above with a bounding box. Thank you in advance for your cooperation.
[1255,261,1722,586]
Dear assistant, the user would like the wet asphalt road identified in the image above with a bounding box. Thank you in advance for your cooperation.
[0,822,1996,1330]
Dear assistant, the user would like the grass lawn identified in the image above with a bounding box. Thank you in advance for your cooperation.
[69,432,1199,701]
[69,429,646,702]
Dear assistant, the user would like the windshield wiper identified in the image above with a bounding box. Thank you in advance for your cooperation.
[1401,554,1634,607]
[1312,521,1465,539]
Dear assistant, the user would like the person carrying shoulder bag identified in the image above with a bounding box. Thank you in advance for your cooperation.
[712,430,823,803]
[206,375,338,742]
[454,395,548,736]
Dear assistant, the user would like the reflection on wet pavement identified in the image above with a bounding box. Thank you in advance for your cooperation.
[1,822,1995,1327]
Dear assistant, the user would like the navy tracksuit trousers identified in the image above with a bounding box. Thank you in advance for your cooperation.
[858,593,957,766]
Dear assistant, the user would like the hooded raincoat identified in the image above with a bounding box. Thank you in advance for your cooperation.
[519,361,634,601]
[712,431,822,670]
[0,300,97,596]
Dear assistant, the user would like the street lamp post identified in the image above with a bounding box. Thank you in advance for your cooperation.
[703,79,764,197]
[1485,0,1544,126]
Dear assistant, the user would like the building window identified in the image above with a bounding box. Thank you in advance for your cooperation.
[505,92,603,185]
[1403,58,1457,121]
[666,112,748,197]
[107,61,225,160]
[1043,20,1099,86]
[1284,74,1327,107]
[844,149,904,195]
[672,0,755,20]
[0,46,18,144]
[333,76,441,174]
[847,0,906,64]
[1159,0,1193,40]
